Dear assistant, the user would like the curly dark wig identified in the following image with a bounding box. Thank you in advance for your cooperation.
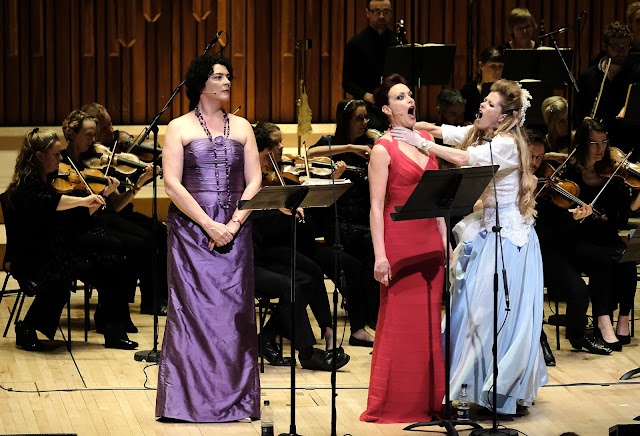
[185,54,234,111]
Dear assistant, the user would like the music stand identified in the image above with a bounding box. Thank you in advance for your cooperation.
[392,165,498,435]
[384,45,456,88]
[618,228,639,381]
[503,48,575,131]
[239,182,352,436]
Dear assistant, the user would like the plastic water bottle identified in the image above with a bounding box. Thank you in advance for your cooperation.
[457,384,470,421]
[261,400,274,436]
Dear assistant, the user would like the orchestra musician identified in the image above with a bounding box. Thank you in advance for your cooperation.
[81,102,169,316]
[460,47,504,123]
[530,129,612,356]
[252,121,352,370]
[5,128,137,350]
[342,0,396,132]
[575,22,640,153]
[308,99,380,331]
[497,8,541,52]
[560,119,639,351]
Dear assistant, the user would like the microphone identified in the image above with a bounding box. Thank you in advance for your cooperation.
[205,30,225,52]
[539,25,570,40]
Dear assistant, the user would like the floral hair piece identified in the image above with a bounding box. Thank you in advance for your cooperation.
[517,83,532,127]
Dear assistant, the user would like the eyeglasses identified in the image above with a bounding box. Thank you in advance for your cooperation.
[368,8,392,16]
[588,139,609,147]
[354,115,370,123]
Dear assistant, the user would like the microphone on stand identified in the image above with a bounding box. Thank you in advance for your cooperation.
[482,136,510,310]
[539,25,571,40]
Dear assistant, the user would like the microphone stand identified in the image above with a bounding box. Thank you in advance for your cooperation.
[470,137,516,436]
[327,137,347,436]
[133,30,226,363]
[540,28,579,135]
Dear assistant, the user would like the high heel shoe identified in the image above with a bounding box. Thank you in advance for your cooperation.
[616,333,631,345]
[595,327,623,352]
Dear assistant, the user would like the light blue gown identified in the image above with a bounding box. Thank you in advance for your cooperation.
[441,125,548,415]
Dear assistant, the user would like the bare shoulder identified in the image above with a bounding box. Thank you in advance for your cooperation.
[228,114,253,145]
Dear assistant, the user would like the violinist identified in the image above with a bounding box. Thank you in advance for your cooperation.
[4,129,136,350]
[62,109,168,318]
[531,129,612,356]
[496,8,540,53]
[308,99,380,329]
[561,119,639,351]
[79,104,170,316]
[541,96,571,158]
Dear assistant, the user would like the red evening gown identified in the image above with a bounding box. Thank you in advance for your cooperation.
[360,132,446,423]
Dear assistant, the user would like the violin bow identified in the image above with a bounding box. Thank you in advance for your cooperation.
[302,141,311,178]
[591,149,633,205]
[267,151,286,186]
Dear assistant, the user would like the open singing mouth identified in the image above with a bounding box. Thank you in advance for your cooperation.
[408,106,415,116]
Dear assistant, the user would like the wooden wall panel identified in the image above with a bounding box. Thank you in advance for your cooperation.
[0,0,635,127]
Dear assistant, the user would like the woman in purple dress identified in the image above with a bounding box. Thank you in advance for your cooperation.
[156,55,262,422]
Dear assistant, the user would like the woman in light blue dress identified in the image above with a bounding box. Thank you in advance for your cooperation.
[391,79,548,415]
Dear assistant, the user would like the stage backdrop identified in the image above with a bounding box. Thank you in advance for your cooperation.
[0,0,633,126]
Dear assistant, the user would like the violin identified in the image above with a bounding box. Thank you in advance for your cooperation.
[262,152,300,186]
[109,130,161,163]
[594,147,640,189]
[83,144,149,176]
[52,162,133,195]
[536,162,604,218]
[280,154,367,178]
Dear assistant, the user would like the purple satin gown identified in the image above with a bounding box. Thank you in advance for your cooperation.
[156,138,260,422]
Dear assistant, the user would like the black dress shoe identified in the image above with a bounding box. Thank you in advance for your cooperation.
[261,337,292,366]
[104,324,138,350]
[616,333,631,345]
[15,321,44,352]
[299,347,350,371]
[95,311,138,334]
[540,336,556,366]
[569,334,612,355]
[349,335,374,347]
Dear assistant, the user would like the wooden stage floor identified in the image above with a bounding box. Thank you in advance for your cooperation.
[0,277,638,436]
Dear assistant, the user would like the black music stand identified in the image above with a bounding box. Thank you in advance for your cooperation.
[384,45,456,90]
[392,165,497,435]
[618,228,640,381]
[239,182,352,436]
[503,48,575,131]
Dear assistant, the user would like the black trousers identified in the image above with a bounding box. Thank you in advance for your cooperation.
[302,243,367,333]
[95,210,168,309]
[255,246,333,350]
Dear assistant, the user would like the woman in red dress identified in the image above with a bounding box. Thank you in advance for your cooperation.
[361,74,448,423]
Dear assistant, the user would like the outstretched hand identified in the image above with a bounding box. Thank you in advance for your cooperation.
[390,126,423,148]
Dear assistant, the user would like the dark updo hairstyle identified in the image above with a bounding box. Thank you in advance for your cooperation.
[334,99,368,144]
[253,121,281,153]
[373,73,408,113]
[570,118,608,168]
[185,54,234,111]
